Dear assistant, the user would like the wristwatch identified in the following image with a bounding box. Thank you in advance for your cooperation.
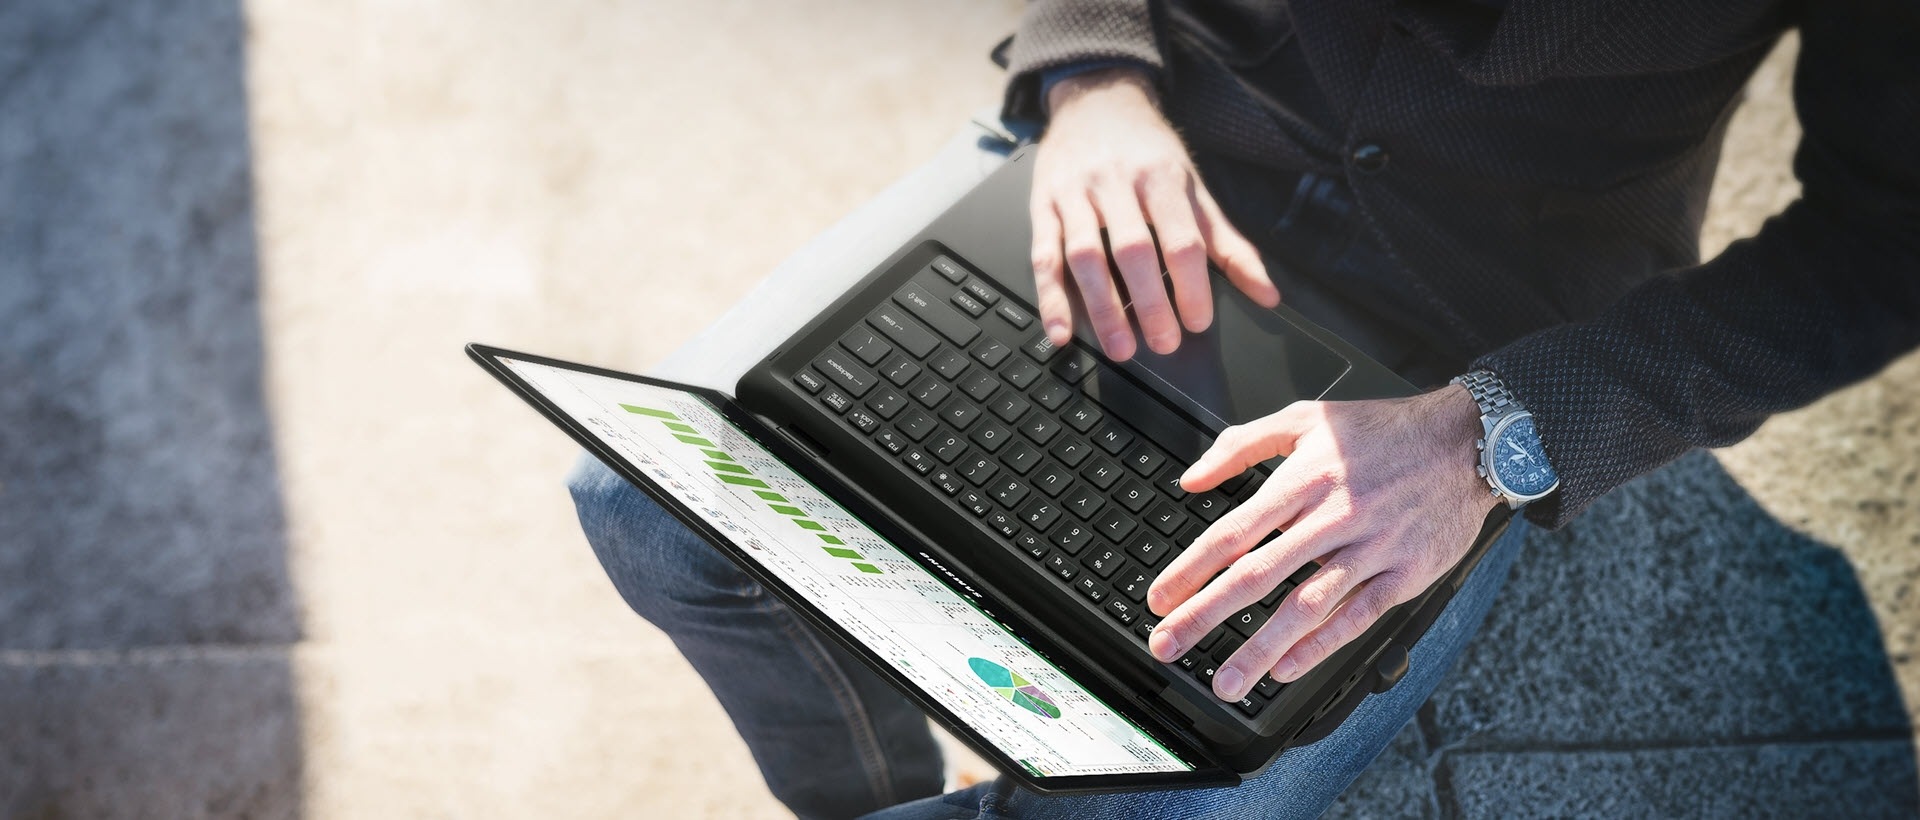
[1451,370,1560,509]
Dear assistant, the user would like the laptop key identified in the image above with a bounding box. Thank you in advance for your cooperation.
[880,355,921,387]
[1094,508,1138,541]
[990,393,1031,423]
[1002,441,1043,474]
[793,370,826,394]
[820,389,852,413]
[1234,696,1266,717]
[840,329,893,365]
[989,477,1030,507]
[939,398,981,428]
[1045,552,1079,581]
[1228,606,1270,639]
[909,376,951,408]
[930,468,963,496]
[1051,436,1093,467]
[1063,485,1107,519]
[1063,402,1104,433]
[1253,676,1285,699]
[1093,424,1136,455]
[868,307,939,358]
[1260,581,1294,608]
[951,289,989,317]
[1124,532,1174,568]
[972,338,1013,368]
[1019,497,1062,530]
[985,509,1020,538]
[1074,576,1108,604]
[1105,597,1139,626]
[1053,351,1096,384]
[930,348,971,380]
[996,302,1032,329]
[1146,501,1188,536]
[1082,546,1124,578]
[845,409,879,433]
[873,429,905,455]
[1176,651,1203,672]
[1030,379,1073,411]
[958,455,999,486]
[1082,457,1122,490]
[867,389,907,420]
[929,432,966,463]
[1031,462,1073,497]
[1014,530,1048,559]
[895,408,935,441]
[1023,332,1061,363]
[1197,628,1228,652]
[1134,615,1160,640]
[901,449,933,475]
[970,420,1013,453]
[1154,463,1190,499]
[1001,357,1042,389]
[1114,480,1153,513]
[961,279,1001,306]
[1211,635,1245,664]
[957,490,991,517]
[1115,565,1151,602]
[928,255,967,283]
[894,283,980,347]
[1019,413,1061,445]
[1122,442,1166,476]
[815,351,876,397]
[1049,522,1096,555]
[1188,491,1230,522]
[959,371,1001,402]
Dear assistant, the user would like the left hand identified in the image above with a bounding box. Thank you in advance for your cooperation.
[1145,384,1501,703]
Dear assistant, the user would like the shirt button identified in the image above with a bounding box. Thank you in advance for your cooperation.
[1350,143,1390,174]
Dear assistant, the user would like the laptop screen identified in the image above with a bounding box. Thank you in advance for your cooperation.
[500,357,1195,778]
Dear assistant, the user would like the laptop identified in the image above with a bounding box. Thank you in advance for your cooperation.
[471,146,1510,793]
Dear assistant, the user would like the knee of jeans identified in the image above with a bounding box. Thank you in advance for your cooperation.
[564,454,759,621]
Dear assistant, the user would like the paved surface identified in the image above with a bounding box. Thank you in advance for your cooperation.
[2,2,1914,817]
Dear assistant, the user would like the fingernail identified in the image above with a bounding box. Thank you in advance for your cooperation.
[1150,630,1182,662]
[1103,332,1130,354]
[1274,658,1300,682]
[1215,666,1243,700]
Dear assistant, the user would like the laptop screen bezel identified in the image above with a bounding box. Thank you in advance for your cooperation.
[468,343,1236,794]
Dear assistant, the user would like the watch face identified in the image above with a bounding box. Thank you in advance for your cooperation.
[1491,415,1558,498]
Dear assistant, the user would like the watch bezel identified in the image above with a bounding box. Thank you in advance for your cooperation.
[1483,410,1559,505]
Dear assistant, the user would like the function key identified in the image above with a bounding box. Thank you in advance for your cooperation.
[1233,695,1267,718]
[930,468,963,496]
[928,255,968,283]
[961,280,1001,306]
[1045,551,1080,581]
[971,339,1013,368]
[840,329,893,365]
[1105,597,1140,626]
[1122,443,1166,476]
[951,289,989,317]
[958,490,992,517]
[873,429,906,454]
[1074,576,1109,603]
[793,370,826,394]
[1002,358,1042,389]
[820,389,852,413]
[1014,530,1048,559]
[845,408,879,433]
[1134,615,1160,641]
[867,307,939,359]
[1023,332,1061,363]
[985,509,1020,538]
[901,449,934,475]
[996,303,1033,329]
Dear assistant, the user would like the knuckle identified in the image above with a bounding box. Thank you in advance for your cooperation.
[1292,582,1338,622]
[1063,243,1106,271]
[1160,233,1205,265]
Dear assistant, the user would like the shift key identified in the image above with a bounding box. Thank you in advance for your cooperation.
[814,351,876,397]
[894,284,980,347]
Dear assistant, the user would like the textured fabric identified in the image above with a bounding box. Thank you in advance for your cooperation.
[1000,0,1920,528]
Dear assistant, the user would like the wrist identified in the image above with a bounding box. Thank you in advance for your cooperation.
[1432,384,1503,515]
[1046,65,1158,117]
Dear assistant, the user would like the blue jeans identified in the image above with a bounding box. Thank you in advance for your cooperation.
[567,455,1527,820]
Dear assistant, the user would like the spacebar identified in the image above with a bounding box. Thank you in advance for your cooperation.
[1076,366,1212,465]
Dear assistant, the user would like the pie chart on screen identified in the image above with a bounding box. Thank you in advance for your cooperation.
[968,657,1062,719]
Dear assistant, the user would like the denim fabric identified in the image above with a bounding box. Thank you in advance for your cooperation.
[568,454,1528,819]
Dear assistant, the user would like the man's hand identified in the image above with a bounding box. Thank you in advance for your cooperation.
[1032,67,1279,361]
[1145,385,1501,703]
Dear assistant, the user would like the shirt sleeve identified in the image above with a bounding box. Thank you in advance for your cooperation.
[1474,0,1920,530]
[1000,0,1167,124]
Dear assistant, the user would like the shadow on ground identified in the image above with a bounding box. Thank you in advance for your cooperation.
[1330,451,1919,817]
[0,2,302,816]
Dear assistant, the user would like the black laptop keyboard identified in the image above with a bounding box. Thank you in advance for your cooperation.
[792,255,1316,719]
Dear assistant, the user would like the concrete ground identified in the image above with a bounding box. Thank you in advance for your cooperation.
[1,1,1914,818]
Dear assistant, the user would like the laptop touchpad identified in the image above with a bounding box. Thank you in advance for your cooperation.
[1093,272,1352,433]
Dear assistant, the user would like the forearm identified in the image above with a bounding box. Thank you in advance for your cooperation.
[1002,0,1165,123]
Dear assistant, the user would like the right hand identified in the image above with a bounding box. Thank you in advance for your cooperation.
[1031,67,1279,361]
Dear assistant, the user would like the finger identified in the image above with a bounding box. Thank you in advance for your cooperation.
[1193,184,1280,307]
[1146,510,1341,665]
[1180,401,1319,493]
[1059,193,1136,360]
[1029,195,1074,346]
[1142,173,1213,333]
[1092,183,1180,355]
[1241,552,1377,685]
[1147,473,1323,618]
[1262,570,1416,689]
